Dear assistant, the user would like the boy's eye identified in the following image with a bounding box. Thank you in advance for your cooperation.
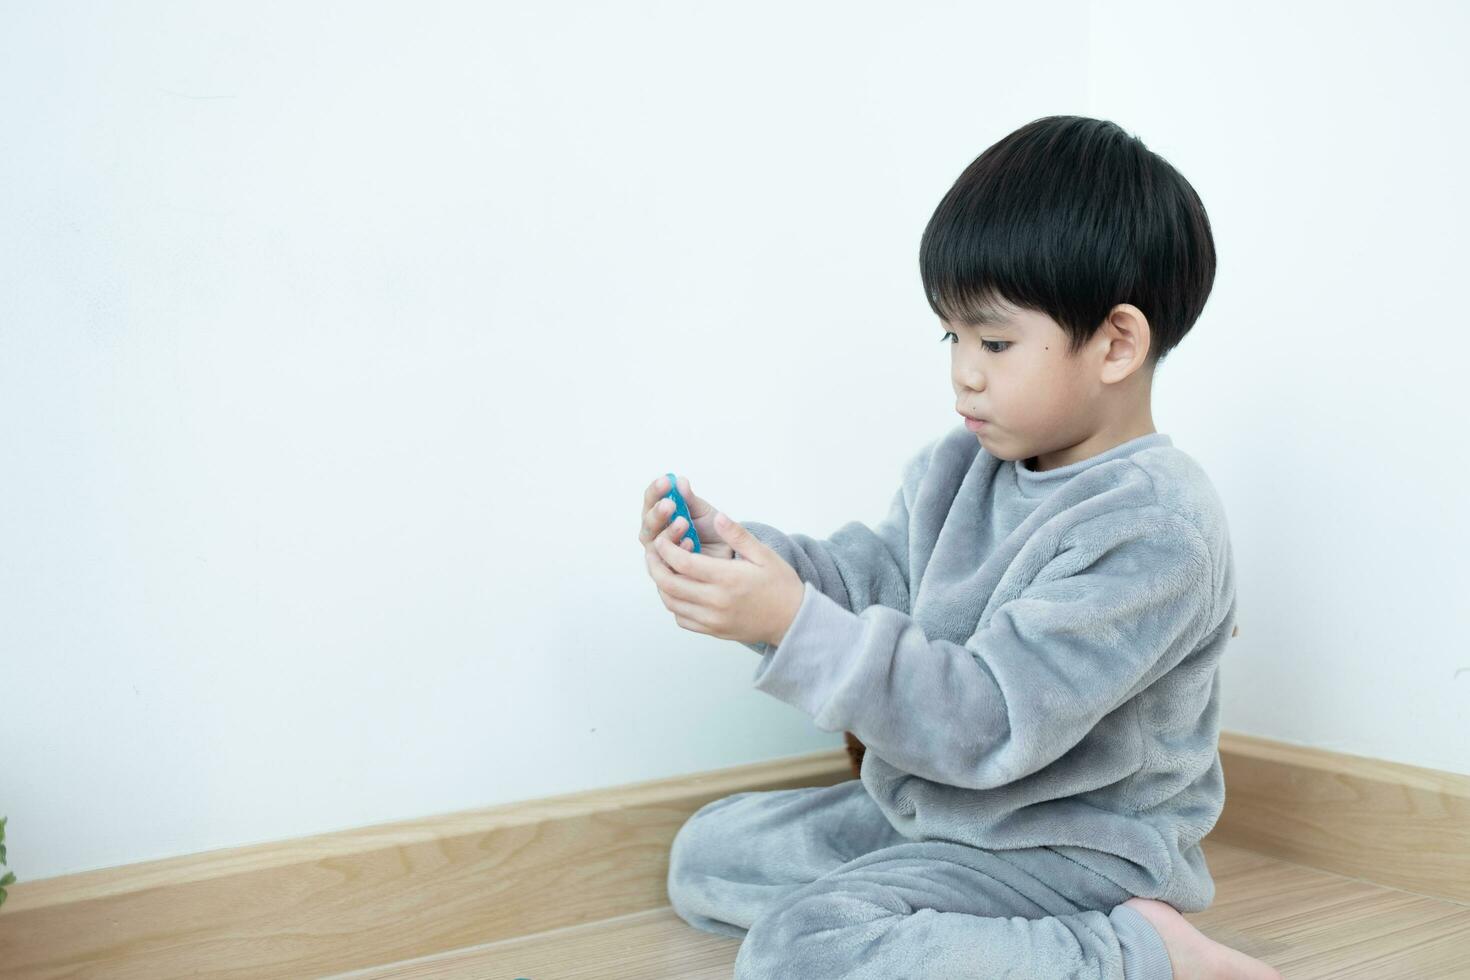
[939,331,1010,354]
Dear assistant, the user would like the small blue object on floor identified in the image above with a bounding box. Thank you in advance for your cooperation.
[663,471,701,553]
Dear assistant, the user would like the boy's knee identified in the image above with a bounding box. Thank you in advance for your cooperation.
[670,794,733,862]
[666,792,750,908]
[665,816,699,909]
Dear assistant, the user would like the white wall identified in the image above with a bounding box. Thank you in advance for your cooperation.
[0,0,1462,883]
[1086,0,1470,773]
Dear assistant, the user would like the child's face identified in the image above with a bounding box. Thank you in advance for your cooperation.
[947,299,1110,465]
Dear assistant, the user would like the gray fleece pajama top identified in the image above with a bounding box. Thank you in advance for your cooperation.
[667,424,1237,978]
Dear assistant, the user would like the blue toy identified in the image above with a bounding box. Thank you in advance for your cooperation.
[662,471,702,553]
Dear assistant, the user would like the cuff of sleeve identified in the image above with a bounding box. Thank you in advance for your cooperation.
[1109,903,1175,980]
[750,580,867,730]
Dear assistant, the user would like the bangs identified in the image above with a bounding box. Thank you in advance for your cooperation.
[926,281,1022,330]
[918,152,1096,356]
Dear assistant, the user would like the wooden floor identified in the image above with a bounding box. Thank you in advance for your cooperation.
[319,840,1470,980]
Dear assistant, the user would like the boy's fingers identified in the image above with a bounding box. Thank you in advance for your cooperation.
[640,476,673,540]
[658,513,698,554]
[645,520,692,580]
[643,475,669,511]
[640,505,668,545]
[640,475,699,549]
[642,505,674,545]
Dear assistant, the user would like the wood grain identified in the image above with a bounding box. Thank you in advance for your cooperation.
[320,840,1470,980]
[1214,731,1470,904]
[1,731,1465,978]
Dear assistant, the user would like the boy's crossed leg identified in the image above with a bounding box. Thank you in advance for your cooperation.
[668,779,1172,980]
[731,837,1167,979]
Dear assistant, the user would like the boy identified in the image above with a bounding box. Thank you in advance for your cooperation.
[639,115,1281,979]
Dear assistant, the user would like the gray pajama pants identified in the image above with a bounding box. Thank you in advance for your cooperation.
[667,779,1175,980]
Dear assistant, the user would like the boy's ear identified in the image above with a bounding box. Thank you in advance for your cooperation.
[1098,303,1153,382]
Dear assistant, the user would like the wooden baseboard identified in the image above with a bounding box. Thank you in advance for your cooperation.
[1212,731,1470,905]
[0,732,1465,979]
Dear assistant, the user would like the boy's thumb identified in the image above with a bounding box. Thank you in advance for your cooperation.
[714,512,752,548]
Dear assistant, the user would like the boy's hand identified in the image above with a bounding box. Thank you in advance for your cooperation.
[645,509,805,648]
[638,474,735,561]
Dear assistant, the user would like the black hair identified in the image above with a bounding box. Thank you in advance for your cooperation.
[919,115,1215,368]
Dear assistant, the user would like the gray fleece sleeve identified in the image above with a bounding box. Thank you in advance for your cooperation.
[731,438,939,657]
[747,506,1218,789]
